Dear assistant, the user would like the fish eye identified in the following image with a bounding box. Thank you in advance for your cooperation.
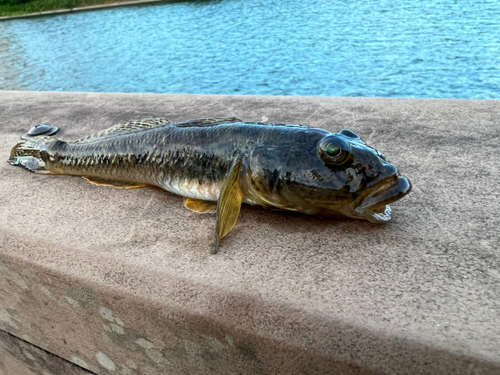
[318,137,349,165]
[326,142,342,157]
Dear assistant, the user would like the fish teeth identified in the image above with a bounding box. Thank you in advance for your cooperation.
[371,205,392,221]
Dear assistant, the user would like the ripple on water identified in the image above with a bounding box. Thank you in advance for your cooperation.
[0,0,499,98]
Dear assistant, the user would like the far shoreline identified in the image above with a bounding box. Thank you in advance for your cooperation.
[0,0,171,20]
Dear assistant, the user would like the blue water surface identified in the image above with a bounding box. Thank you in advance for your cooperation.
[0,0,499,98]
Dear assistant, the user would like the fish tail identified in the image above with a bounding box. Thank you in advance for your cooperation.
[8,136,61,174]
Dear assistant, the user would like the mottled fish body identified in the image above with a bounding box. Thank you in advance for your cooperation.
[9,117,411,253]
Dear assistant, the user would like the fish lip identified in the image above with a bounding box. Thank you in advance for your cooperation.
[354,175,412,223]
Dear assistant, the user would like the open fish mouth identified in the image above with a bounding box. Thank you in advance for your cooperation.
[354,175,411,223]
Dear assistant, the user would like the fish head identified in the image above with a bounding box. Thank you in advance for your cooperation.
[319,128,412,223]
[244,127,411,223]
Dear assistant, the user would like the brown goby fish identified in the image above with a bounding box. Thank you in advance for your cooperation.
[8,117,411,253]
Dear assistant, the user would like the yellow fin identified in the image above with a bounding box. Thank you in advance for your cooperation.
[212,160,244,254]
[83,176,149,189]
[74,118,171,144]
[184,198,217,214]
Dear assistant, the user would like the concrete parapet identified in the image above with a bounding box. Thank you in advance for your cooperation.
[0,91,499,374]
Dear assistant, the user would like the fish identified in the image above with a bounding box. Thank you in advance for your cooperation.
[8,117,411,253]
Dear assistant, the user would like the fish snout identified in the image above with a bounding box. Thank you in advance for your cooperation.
[364,160,398,189]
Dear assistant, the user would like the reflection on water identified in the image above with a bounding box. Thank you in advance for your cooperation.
[0,0,499,98]
[0,24,24,90]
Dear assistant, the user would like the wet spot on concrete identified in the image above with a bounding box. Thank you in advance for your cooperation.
[146,348,166,366]
[20,333,32,342]
[126,359,137,369]
[99,306,124,326]
[135,338,154,349]
[0,261,29,291]
[114,317,124,326]
[133,337,167,366]
[99,306,114,321]
[66,286,99,308]
[39,285,53,299]
[23,348,36,361]
[101,324,143,353]
[6,308,18,316]
[122,340,140,352]
[119,364,133,375]
[96,351,116,371]
[66,296,80,308]
[39,285,66,307]
[0,308,20,331]
[110,323,124,335]
[225,335,235,347]
[71,356,89,369]
[203,335,225,352]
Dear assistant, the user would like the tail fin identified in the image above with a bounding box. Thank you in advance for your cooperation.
[8,136,59,174]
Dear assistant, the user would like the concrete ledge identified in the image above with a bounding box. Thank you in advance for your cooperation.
[0,91,499,374]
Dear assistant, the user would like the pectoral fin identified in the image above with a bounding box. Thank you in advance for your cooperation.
[213,160,244,254]
[184,198,217,214]
[83,176,149,189]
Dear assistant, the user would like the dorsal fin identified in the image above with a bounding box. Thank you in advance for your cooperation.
[174,117,242,128]
[73,118,171,144]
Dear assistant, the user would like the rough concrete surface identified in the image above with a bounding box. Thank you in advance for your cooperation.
[0,91,499,375]
[0,329,94,375]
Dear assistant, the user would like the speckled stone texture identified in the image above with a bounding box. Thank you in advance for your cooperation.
[0,91,498,375]
[0,329,94,375]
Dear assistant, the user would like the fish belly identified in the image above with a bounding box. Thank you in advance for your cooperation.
[160,175,222,202]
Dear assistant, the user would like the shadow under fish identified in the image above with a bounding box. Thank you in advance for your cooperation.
[8,117,411,253]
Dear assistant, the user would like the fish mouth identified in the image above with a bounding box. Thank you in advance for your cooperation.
[353,175,411,223]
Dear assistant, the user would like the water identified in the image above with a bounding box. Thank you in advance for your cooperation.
[1,0,499,98]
